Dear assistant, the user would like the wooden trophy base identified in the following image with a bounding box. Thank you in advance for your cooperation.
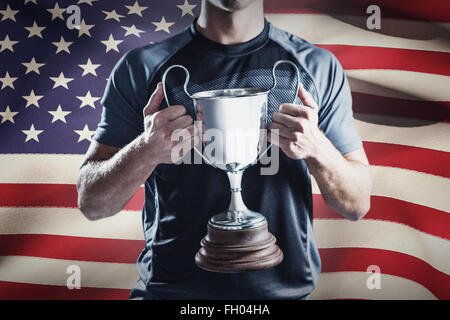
[195,221,283,273]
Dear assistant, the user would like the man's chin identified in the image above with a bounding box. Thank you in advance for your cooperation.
[208,0,259,12]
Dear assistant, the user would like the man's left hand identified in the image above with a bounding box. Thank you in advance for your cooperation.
[268,83,325,160]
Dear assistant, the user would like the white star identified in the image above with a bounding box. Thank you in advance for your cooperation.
[0,72,18,90]
[48,105,72,123]
[50,72,74,89]
[74,124,95,142]
[24,21,46,39]
[47,3,66,21]
[52,36,73,54]
[0,4,19,22]
[22,89,43,108]
[74,19,94,38]
[125,1,147,17]
[0,106,18,124]
[22,57,45,75]
[24,0,37,4]
[122,24,145,38]
[102,9,125,22]
[0,35,19,53]
[177,0,197,17]
[152,16,175,34]
[76,91,100,108]
[78,58,100,76]
[77,0,97,6]
[22,124,44,142]
[101,34,123,53]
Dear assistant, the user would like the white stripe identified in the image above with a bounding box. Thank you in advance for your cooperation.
[312,165,450,212]
[0,207,144,240]
[346,70,450,101]
[355,114,450,153]
[310,272,437,300]
[0,256,138,289]
[314,219,450,275]
[266,14,450,53]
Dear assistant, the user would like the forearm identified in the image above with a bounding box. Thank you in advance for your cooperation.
[306,132,372,221]
[77,134,157,220]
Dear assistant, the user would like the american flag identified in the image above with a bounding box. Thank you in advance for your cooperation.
[0,0,449,300]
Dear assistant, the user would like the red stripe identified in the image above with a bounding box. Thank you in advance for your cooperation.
[0,234,144,263]
[0,183,144,210]
[313,195,450,240]
[319,45,450,76]
[363,142,450,178]
[352,92,450,123]
[264,0,450,22]
[319,247,450,299]
[0,281,130,300]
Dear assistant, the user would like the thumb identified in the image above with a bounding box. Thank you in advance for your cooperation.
[143,82,165,117]
[297,82,318,110]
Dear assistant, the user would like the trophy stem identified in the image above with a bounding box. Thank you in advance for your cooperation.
[226,171,246,222]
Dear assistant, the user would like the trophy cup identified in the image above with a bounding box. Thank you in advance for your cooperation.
[162,61,300,272]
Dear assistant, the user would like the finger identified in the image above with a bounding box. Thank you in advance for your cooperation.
[159,104,187,121]
[269,121,294,140]
[268,131,290,149]
[272,112,305,132]
[167,114,193,133]
[297,82,318,110]
[280,103,315,120]
[144,82,164,117]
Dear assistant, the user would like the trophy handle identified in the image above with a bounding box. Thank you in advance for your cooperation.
[255,60,301,163]
[161,65,218,168]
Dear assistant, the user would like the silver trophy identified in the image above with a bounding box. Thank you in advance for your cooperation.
[162,61,300,272]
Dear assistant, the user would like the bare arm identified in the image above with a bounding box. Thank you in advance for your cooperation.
[269,84,372,221]
[77,83,197,220]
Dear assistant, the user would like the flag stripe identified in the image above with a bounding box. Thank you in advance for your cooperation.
[264,0,450,23]
[363,142,450,178]
[320,248,450,299]
[319,45,450,76]
[0,281,130,300]
[310,272,437,300]
[346,70,450,101]
[315,219,450,274]
[314,196,450,240]
[266,14,450,53]
[352,93,450,123]
[355,115,450,153]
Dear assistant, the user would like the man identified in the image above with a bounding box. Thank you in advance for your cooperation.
[77,0,372,299]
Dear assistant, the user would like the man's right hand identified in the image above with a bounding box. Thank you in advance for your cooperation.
[142,82,198,164]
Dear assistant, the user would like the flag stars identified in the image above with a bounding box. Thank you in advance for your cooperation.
[77,91,100,108]
[22,89,43,108]
[22,57,45,75]
[24,21,46,38]
[47,3,66,21]
[52,36,73,54]
[152,17,175,34]
[77,0,98,6]
[122,24,145,38]
[50,72,74,89]
[22,124,44,142]
[48,105,72,123]
[0,106,18,124]
[177,0,197,17]
[101,34,123,53]
[102,10,125,22]
[74,19,95,38]
[0,72,18,90]
[0,4,19,22]
[74,124,95,142]
[0,35,19,53]
[125,1,147,17]
[78,58,100,76]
